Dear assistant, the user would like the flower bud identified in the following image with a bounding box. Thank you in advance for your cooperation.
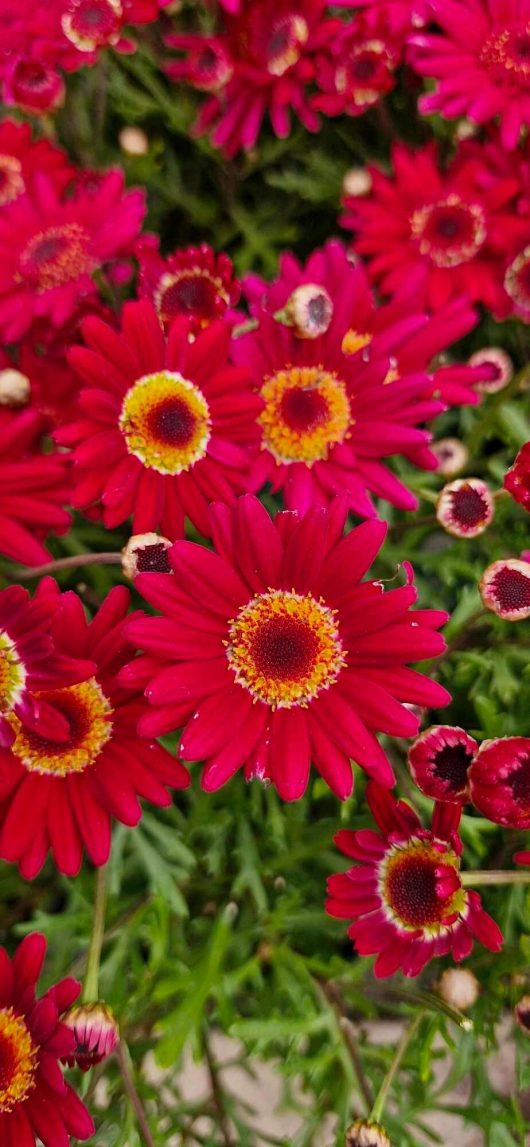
[436,478,494,538]
[63,1002,119,1071]
[345,1120,391,1147]
[437,967,479,1011]
[119,126,149,156]
[342,168,372,198]
[408,725,477,803]
[431,437,469,478]
[468,347,513,394]
[122,533,172,578]
[0,368,30,407]
[480,558,530,621]
[504,442,530,511]
[285,284,333,339]
[515,995,530,1034]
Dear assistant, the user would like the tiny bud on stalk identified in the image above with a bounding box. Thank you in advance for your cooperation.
[345,1119,391,1147]
[63,1002,119,1071]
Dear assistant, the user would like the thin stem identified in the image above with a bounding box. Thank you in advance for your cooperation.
[84,866,108,1003]
[116,1039,156,1147]
[462,870,530,887]
[203,1028,234,1147]
[317,979,373,1111]
[370,1011,424,1124]
[13,552,122,580]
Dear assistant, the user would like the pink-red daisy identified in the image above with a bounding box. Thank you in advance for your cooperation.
[136,237,241,333]
[314,8,405,119]
[0,932,94,1146]
[122,495,449,801]
[0,407,71,566]
[0,581,189,878]
[326,783,503,977]
[57,300,261,539]
[0,118,73,209]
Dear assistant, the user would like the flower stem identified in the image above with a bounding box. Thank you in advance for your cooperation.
[462,870,530,887]
[117,1038,156,1147]
[83,866,108,1003]
[14,552,122,580]
[370,1011,424,1124]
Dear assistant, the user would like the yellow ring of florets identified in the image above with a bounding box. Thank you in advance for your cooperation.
[0,1007,38,1113]
[379,838,466,936]
[258,365,352,466]
[10,678,113,777]
[0,632,26,716]
[119,370,211,475]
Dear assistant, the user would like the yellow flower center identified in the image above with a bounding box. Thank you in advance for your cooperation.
[258,365,351,466]
[380,838,466,935]
[0,1008,38,1113]
[119,370,212,475]
[10,679,113,776]
[0,632,26,716]
[226,589,346,708]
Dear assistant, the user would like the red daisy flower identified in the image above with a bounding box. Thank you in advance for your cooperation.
[0,932,94,1145]
[341,141,526,311]
[2,55,66,115]
[504,442,530,511]
[136,237,241,333]
[0,119,72,209]
[166,0,341,157]
[0,581,93,750]
[314,9,405,119]
[502,243,530,320]
[409,0,530,150]
[408,725,478,803]
[0,407,71,566]
[57,300,260,539]
[122,495,449,801]
[436,478,495,538]
[0,170,145,341]
[0,581,189,878]
[336,0,427,36]
[480,558,530,621]
[469,737,530,828]
[57,0,162,63]
[326,782,503,977]
[63,1001,119,1071]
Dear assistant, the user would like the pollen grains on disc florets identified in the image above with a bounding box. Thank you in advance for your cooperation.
[122,533,173,579]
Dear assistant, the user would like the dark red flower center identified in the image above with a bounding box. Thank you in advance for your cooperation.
[10,679,113,776]
[156,272,224,327]
[0,1008,38,1113]
[12,60,57,96]
[383,843,463,930]
[410,196,486,268]
[147,396,198,447]
[492,566,530,611]
[135,542,172,573]
[20,223,91,292]
[450,485,489,528]
[62,0,123,50]
[433,743,474,793]
[280,385,330,431]
[507,755,530,804]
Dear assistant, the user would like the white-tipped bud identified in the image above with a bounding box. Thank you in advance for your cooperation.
[342,167,372,198]
[285,284,333,339]
[122,533,172,579]
[438,967,479,1011]
[119,126,149,156]
[0,368,30,407]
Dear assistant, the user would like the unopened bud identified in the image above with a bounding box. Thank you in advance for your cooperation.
[342,168,372,198]
[119,126,149,156]
[0,368,30,407]
[122,533,172,579]
[63,1001,119,1071]
[437,967,479,1011]
[345,1120,391,1147]
[285,284,333,339]
[515,995,530,1034]
[436,478,494,538]
[431,437,469,478]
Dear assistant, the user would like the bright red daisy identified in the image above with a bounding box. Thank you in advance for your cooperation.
[0,407,71,567]
[0,932,94,1146]
[0,582,189,879]
[166,0,341,157]
[326,782,503,977]
[0,119,72,209]
[0,581,94,750]
[136,237,241,333]
[0,170,145,341]
[469,737,530,829]
[409,0,530,150]
[504,442,530,511]
[122,495,449,801]
[57,300,261,539]
[341,141,526,311]
[314,8,405,119]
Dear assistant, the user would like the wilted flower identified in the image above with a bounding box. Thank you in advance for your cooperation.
[437,966,479,1011]
[431,438,469,478]
[122,533,173,579]
[480,558,530,621]
[408,725,477,803]
[345,1120,391,1147]
[514,995,530,1034]
[468,347,513,394]
[436,479,494,538]
[63,1001,119,1071]
[469,737,530,829]
[504,443,530,511]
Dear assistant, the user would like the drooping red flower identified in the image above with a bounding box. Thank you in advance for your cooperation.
[0,581,189,878]
[480,558,530,621]
[326,783,503,977]
[469,737,530,829]
[136,237,241,333]
[122,495,449,801]
[166,0,341,157]
[409,0,530,150]
[0,932,94,1145]
[436,478,495,538]
[408,725,478,803]
[0,119,73,209]
[0,581,94,750]
[56,300,261,539]
[341,141,527,312]
[504,443,530,511]
[0,407,71,566]
[0,170,145,341]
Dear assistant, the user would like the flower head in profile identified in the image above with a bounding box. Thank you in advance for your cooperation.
[408,725,477,803]
[57,300,261,539]
[122,495,449,802]
[0,581,189,878]
[469,737,530,829]
[0,931,94,1144]
[504,442,530,511]
[341,141,525,312]
[63,1001,119,1071]
[0,170,145,341]
[137,238,241,333]
[326,783,503,977]
[480,558,530,621]
[409,0,530,150]
[345,1120,391,1147]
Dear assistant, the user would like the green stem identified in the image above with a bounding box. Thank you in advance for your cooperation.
[83,866,108,1003]
[116,1039,156,1147]
[462,870,530,887]
[370,1011,424,1124]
